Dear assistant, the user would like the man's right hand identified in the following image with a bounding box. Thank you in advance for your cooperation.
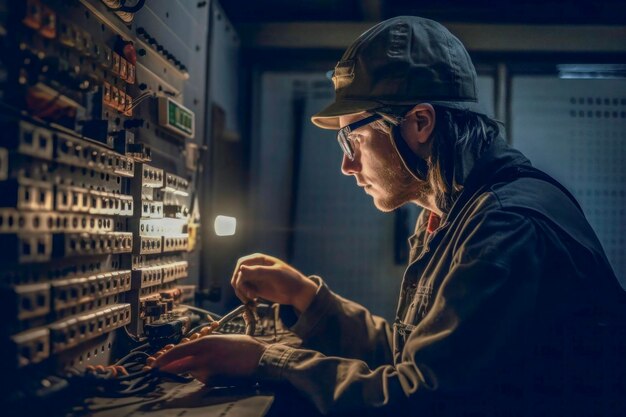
[230,253,318,314]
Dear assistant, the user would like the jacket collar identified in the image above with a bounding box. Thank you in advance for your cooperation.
[446,136,531,224]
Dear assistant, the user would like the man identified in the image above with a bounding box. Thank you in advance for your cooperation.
[154,17,626,416]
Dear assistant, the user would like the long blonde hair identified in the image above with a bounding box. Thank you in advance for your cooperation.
[372,105,501,213]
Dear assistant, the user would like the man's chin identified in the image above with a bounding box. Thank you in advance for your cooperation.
[371,195,404,213]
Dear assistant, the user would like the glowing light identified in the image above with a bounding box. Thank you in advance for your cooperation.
[214,215,236,236]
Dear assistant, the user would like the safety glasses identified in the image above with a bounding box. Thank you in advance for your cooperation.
[336,114,382,161]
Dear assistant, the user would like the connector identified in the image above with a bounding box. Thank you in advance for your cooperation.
[140,200,163,219]
[0,234,52,264]
[50,303,131,353]
[0,209,60,233]
[54,132,135,178]
[52,270,131,312]
[10,327,50,367]
[139,164,164,188]
[162,261,188,283]
[162,235,188,253]
[0,179,54,211]
[17,121,54,160]
[162,173,190,196]
[1,283,51,321]
[88,190,133,216]
[144,316,189,347]
[131,266,162,290]
[55,185,91,213]
[135,235,162,255]
[56,232,133,257]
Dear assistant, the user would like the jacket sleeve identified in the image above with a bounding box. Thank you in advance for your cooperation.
[256,209,545,415]
[288,276,394,369]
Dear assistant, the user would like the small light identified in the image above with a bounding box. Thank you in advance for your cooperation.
[214,215,236,236]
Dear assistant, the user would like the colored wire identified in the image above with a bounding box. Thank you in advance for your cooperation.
[125,90,154,112]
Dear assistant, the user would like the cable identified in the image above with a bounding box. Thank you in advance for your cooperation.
[115,350,150,366]
[179,304,222,321]
[124,325,146,343]
[125,90,154,113]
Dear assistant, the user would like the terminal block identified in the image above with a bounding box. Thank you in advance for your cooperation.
[1,283,51,322]
[135,235,162,255]
[162,173,190,196]
[0,121,55,160]
[139,164,164,188]
[8,327,50,368]
[131,266,163,290]
[88,190,133,216]
[0,234,53,264]
[140,200,164,219]
[49,303,131,354]
[51,270,132,312]
[55,185,91,213]
[162,261,188,283]
[0,210,74,234]
[0,179,54,211]
[162,235,189,253]
[55,132,135,178]
[55,232,133,257]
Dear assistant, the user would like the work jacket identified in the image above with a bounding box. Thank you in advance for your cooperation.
[257,136,626,416]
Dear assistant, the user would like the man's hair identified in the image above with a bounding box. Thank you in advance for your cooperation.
[373,105,501,213]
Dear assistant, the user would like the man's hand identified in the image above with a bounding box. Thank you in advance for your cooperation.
[231,253,318,313]
[151,335,267,383]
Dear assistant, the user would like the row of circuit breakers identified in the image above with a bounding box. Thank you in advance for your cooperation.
[0,0,200,374]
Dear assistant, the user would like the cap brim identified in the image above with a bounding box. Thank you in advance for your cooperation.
[311,98,491,130]
[311,99,382,130]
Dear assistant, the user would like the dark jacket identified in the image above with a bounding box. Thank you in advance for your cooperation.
[257,137,626,416]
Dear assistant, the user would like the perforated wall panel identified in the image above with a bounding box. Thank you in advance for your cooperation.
[511,76,625,285]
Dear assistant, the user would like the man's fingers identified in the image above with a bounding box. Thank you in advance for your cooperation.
[159,356,197,375]
[232,270,250,304]
[231,254,274,290]
[152,339,204,369]
[240,281,258,299]
[239,253,275,267]
[238,265,276,295]
[239,263,276,278]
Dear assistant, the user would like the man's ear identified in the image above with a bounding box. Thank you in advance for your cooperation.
[400,103,435,156]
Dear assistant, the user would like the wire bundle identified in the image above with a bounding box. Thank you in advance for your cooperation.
[59,303,264,398]
[64,349,193,398]
[125,89,154,113]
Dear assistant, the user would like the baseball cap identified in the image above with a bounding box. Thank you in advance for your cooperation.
[311,16,487,129]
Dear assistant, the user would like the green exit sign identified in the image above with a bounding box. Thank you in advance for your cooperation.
[158,97,195,138]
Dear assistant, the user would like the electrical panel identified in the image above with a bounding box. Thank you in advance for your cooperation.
[0,0,207,405]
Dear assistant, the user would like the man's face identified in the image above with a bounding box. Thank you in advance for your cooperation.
[338,113,428,212]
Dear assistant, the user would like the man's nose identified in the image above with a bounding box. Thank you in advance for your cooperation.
[341,153,361,176]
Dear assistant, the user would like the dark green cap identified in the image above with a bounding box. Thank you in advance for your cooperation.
[312,16,487,129]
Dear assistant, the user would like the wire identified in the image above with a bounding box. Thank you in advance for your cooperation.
[179,304,222,321]
[125,90,154,113]
[115,350,150,366]
[124,325,146,343]
[130,342,150,352]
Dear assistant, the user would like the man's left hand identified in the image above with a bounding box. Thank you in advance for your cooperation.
[152,334,267,383]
